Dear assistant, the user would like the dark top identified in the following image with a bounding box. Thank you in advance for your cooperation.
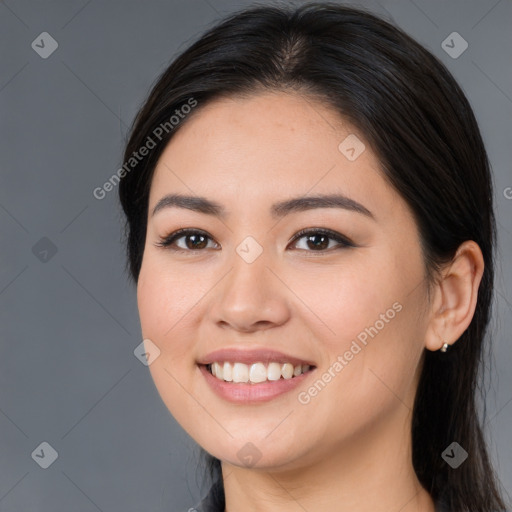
[183,479,453,512]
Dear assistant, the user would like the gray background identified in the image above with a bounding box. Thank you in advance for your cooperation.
[1,0,511,510]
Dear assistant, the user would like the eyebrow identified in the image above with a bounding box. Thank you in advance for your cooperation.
[151,193,374,220]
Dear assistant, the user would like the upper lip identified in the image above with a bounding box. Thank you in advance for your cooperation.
[197,347,316,367]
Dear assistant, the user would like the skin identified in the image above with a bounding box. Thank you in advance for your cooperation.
[136,91,484,512]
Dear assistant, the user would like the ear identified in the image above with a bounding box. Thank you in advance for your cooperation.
[424,241,485,352]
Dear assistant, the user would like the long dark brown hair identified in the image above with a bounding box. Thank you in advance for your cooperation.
[118,3,508,511]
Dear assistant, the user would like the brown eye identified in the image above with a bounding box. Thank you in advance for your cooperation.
[299,232,330,250]
[155,227,354,254]
[182,233,208,250]
[290,228,354,252]
[155,229,218,251]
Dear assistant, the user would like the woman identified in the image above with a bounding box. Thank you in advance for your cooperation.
[118,3,508,511]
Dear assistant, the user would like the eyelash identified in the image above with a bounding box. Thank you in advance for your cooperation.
[154,227,355,254]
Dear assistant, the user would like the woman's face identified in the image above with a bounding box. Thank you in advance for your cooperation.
[137,91,431,470]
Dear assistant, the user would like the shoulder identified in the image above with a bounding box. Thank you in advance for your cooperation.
[434,496,510,512]
[182,486,510,512]
[179,478,225,512]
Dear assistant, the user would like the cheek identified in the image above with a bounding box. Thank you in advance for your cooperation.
[137,259,198,363]
[293,249,426,410]
[136,261,206,432]
[287,254,404,353]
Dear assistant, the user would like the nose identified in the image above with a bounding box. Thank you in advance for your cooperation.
[211,245,291,333]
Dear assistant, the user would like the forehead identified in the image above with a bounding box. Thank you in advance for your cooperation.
[149,91,402,223]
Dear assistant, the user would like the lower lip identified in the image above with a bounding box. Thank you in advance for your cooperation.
[198,364,315,404]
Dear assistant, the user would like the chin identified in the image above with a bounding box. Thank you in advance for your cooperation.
[200,435,303,471]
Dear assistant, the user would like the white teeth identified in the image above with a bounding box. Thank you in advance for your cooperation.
[267,362,281,381]
[223,362,232,381]
[232,362,249,383]
[207,361,313,383]
[249,362,267,383]
[281,363,294,379]
[213,362,223,379]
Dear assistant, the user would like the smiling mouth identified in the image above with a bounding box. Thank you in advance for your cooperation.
[203,361,315,384]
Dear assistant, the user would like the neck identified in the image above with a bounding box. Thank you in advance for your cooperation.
[220,406,436,512]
